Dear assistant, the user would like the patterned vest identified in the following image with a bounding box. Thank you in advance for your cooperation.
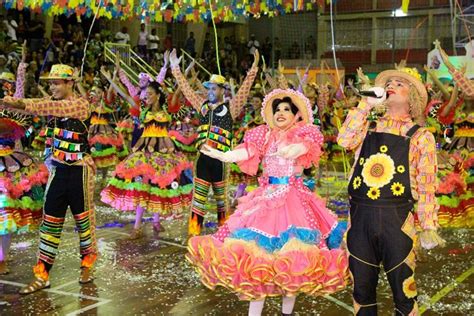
[195,101,233,152]
[48,117,90,164]
[348,124,420,205]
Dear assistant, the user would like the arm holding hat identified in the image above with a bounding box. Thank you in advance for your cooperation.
[170,49,206,112]
[230,49,259,120]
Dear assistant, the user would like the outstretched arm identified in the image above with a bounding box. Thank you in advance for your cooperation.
[169,49,205,112]
[101,66,136,108]
[14,41,28,98]
[230,50,259,120]
[156,50,169,85]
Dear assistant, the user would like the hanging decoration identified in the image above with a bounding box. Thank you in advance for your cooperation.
[0,0,322,22]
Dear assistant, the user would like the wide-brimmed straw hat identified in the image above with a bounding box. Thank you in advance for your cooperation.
[375,66,428,108]
[40,64,77,81]
[261,88,312,128]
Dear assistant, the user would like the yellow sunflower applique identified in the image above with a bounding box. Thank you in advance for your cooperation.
[361,153,396,188]
[359,157,365,166]
[353,176,362,190]
[380,145,388,153]
[397,165,405,173]
[402,275,417,298]
[367,187,381,200]
[391,182,405,196]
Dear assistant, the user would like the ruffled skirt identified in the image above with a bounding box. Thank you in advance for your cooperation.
[0,152,49,235]
[187,183,349,300]
[89,124,128,168]
[101,149,193,214]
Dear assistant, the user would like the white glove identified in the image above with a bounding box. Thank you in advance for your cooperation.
[366,87,386,108]
[419,230,446,250]
[275,143,308,160]
[200,145,249,163]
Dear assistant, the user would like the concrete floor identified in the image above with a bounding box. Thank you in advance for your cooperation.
[0,178,472,315]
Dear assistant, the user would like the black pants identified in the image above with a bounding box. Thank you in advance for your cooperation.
[195,153,225,183]
[37,164,96,273]
[189,153,228,235]
[347,200,417,315]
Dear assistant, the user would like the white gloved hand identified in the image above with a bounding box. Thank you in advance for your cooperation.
[200,145,249,163]
[275,143,308,160]
[419,230,446,250]
[366,87,386,108]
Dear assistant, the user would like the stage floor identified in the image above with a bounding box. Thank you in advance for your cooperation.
[0,197,472,315]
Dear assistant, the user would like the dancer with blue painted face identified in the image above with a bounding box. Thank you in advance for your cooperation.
[170,48,259,237]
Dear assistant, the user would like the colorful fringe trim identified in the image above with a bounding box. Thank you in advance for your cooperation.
[101,180,193,214]
[187,237,349,301]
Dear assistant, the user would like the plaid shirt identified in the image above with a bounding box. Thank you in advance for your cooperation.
[172,65,258,120]
[24,96,90,121]
[337,101,439,230]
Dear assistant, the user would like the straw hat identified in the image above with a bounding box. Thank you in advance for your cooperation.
[0,72,15,82]
[261,89,312,128]
[375,65,428,108]
[40,64,77,80]
[203,74,227,89]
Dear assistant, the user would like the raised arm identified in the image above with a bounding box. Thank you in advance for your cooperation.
[156,50,169,85]
[277,60,289,89]
[230,50,259,120]
[14,41,28,98]
[436,42,474,99]
[14,62,27,98]
[337,100,371,151]
[169,49,205,112]
[424,65,450,100]
[101,66,136,108]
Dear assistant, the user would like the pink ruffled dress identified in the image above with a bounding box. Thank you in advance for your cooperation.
[187,122,349,300]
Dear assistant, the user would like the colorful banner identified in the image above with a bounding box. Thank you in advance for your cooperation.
[0,0,321,22]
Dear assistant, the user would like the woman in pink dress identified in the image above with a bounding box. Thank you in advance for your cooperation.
[187,89,349,315]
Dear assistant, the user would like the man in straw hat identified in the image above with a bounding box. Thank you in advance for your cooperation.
[0,64,97,294]
[169,48,259,237]
[337,63,445,315]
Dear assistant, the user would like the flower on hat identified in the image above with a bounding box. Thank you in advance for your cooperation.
[399,67,423,82]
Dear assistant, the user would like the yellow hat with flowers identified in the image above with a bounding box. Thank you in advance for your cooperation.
[203,74,228,89]
[375,61,428,107]
[40,64,77,81]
